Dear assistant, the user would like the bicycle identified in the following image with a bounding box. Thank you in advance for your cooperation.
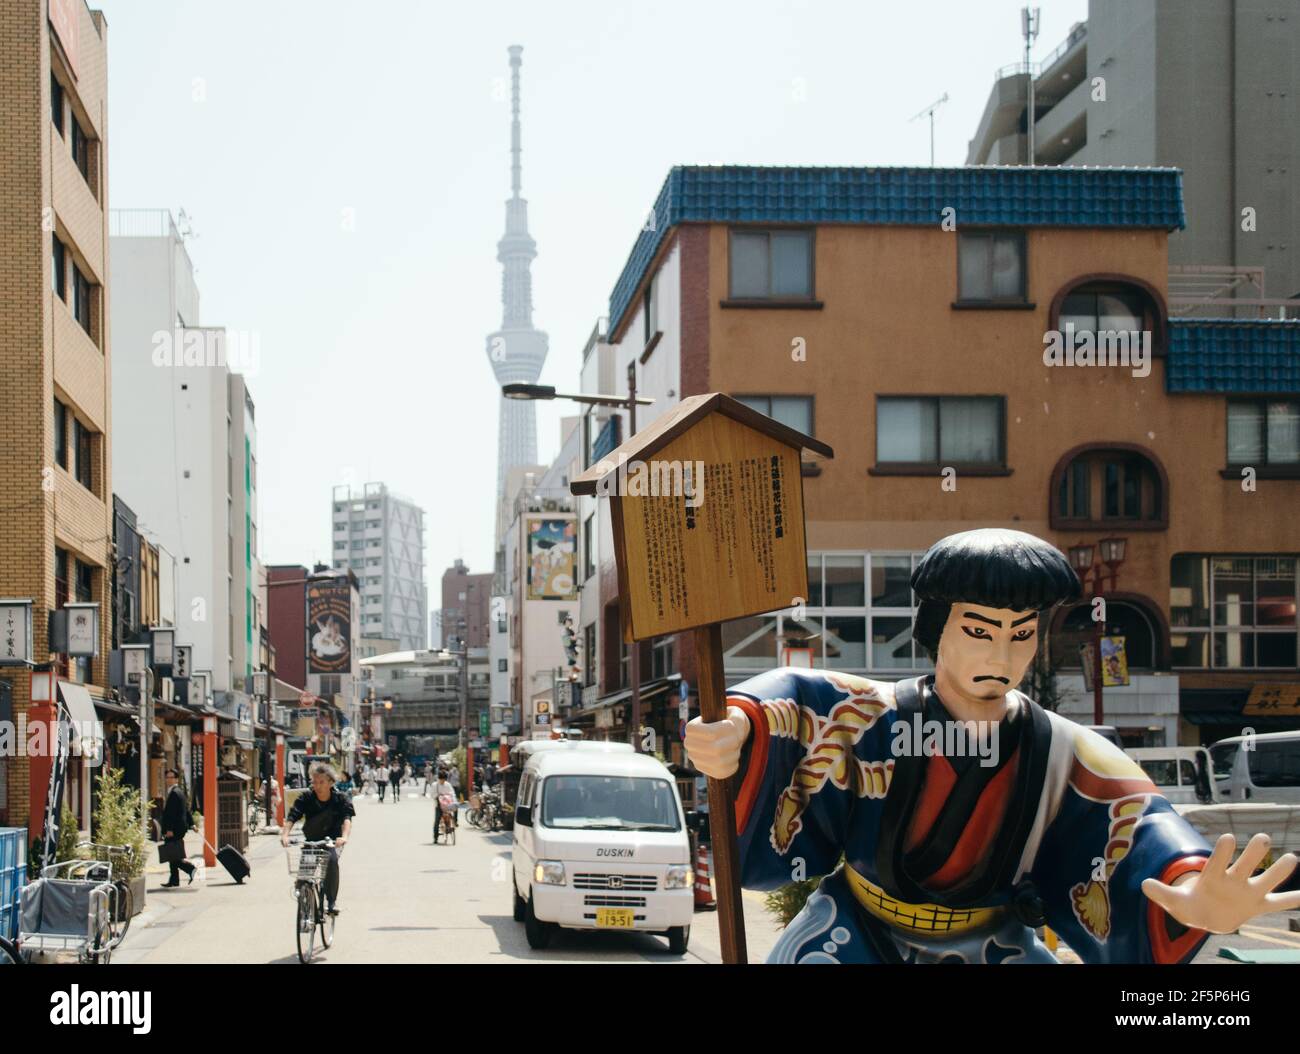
[286,838,338,963]
[433,796,456,846]
[73,841,136,950]
[0,936,20,965]
[247,798,265,835]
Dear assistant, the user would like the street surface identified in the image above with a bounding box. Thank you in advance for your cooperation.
[110,785,1300,965]
[114,785,784,964]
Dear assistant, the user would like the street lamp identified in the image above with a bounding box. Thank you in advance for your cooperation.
[503,369,655,752]
[1069,536,1128,727]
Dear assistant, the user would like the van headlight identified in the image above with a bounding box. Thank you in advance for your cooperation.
[664,865,693,890]
[534,860,566,886]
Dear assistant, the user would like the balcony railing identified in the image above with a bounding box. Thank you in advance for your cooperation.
[108,208,179,239]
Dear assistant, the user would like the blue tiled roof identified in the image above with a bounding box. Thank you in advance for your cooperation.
[608,165,1186,337]
[1167,319,1300,393]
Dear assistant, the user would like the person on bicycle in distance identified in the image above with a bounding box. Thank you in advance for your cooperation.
[281,763,354,915]
[433,768,456,843]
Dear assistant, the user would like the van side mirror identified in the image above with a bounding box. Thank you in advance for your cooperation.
[515,805,532,827]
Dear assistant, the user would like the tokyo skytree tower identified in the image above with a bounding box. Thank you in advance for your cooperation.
[487,45,548,505]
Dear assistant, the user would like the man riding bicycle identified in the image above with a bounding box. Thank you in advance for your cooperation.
[281,763,354,915]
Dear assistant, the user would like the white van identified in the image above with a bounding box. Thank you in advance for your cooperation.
[1209,731,1300,804]
[1128,747,1219,804]
[510,741,694,955]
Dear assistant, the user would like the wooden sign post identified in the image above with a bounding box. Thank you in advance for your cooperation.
[571,393,833,964]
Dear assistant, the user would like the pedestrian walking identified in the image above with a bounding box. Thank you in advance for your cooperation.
[448,762,460,800]
[161,769,196,887]
[389,760,403,802]
[422,761,434,796]
[375,763,388,802]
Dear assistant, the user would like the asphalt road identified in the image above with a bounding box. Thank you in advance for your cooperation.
[110,785,1299,965]
[113,785,784,964]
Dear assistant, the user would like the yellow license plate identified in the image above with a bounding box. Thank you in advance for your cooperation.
[595,908,635,928]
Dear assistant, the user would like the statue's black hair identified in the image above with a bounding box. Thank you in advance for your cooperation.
[910,528,1082,658]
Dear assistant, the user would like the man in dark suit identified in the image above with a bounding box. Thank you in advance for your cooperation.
[161,768,196,887]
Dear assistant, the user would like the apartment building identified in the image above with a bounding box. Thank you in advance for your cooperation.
[574,164,1299,751]
[0,0,112,831]
[110,209,262,693]
[436,559,493,650]
[330,483,427,651]
[966,2,1300,314]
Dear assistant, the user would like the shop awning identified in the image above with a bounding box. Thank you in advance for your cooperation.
[58,680,103,747]
[586,676,679,713]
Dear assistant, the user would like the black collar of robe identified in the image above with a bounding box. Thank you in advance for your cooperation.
[875,674,1053,909]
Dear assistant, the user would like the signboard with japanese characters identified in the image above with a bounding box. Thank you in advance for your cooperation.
[1245,683,1300,717]
[174,645,192,680]
[65,602,99,657]
[571,393,832,643]
[0,600,33,666]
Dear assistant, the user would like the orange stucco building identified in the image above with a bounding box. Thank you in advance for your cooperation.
[575,166,1299,750]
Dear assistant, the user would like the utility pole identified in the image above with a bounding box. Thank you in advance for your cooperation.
[457,614,469,751]
[1022,7,1040,165]
[626,360,642,752]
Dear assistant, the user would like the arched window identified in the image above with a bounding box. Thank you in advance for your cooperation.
[1051,597,1166,671]
[1050,443,1169,530]
[1049,275,1167,356]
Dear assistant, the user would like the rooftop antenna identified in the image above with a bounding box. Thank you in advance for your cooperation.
[1022,6,1041,165]
[910,93,949,166]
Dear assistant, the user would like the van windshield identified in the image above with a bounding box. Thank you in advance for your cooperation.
[1210,744,1237,781]
[540,775,681,831]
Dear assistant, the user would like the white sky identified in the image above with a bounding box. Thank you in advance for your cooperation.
[95,0,1087,591]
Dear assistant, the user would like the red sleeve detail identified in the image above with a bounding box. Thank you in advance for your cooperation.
[729,695,768,836]
[1149,855,1209,964]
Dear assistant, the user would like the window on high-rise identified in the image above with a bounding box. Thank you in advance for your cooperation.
[51,74,64,134]
[52,236,66,300]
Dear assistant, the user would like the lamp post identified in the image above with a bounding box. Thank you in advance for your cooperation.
[1069,538,1127,726]
[121,644,152,838]
[502,375,655,751]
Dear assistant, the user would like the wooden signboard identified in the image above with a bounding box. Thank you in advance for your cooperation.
[572,392,833,964]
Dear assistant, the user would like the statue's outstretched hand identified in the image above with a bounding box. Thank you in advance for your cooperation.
[1142,833,1300,934]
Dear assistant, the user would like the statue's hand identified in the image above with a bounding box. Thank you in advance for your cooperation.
[685,706,751,779]
[1142,833,1300,934]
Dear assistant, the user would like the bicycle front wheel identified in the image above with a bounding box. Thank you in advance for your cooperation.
[319,898,335,949]
[296,885,318,963]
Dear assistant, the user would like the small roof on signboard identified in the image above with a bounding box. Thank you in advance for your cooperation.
[570,392,833,495]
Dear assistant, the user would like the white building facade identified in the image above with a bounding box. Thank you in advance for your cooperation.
[331,482,428,652]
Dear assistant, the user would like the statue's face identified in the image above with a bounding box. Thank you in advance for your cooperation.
[935,603,1040,703]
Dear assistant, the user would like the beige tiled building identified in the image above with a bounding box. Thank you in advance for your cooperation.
[0,0,112,832]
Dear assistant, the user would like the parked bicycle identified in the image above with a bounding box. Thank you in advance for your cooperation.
[248,798,266,835]
[286,837,337,963]
[466,789,501,831]
[0,935,19,964]
[74,841,136,949]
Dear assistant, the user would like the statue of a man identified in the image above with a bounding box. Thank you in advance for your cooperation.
[687,528,1299,963]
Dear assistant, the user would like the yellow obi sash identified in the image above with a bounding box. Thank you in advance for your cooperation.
[845,864,1004,937]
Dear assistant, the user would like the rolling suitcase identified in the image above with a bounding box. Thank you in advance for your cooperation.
[201,837,251,884]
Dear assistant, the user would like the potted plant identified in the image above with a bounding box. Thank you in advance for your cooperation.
[91,767,147,918]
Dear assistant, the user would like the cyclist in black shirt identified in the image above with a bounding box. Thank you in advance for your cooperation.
[281,763,354,915]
